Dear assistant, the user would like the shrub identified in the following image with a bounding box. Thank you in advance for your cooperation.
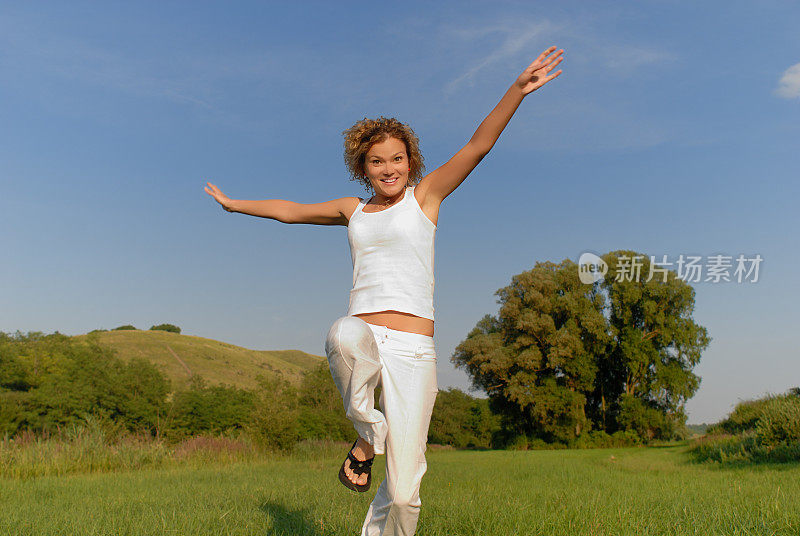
[149,324,181,334]
[0,334,171,437]
[689,390,800,465]
[507,434,530,450]
[244,374,302,453]
[428,388,500,449]
[616,394,669,442]
[165,375,255,441]
[754,395,800,447]
[708,399,763,434]
[294,363,352,442]
[568,429,642,448]
[570,430,613,449]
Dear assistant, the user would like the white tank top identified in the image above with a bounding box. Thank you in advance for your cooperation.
[347,185,436,320]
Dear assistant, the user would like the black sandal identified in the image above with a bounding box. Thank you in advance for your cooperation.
[339,438,375,493]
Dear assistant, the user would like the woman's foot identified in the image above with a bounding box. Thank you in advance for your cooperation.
[343,437,375,487]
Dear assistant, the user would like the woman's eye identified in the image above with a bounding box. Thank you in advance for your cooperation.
[395,157,402,161]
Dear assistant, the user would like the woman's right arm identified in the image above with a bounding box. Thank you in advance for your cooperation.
[205,182,359,226]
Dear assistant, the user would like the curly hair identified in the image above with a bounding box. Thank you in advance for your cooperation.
[342,116,426,192]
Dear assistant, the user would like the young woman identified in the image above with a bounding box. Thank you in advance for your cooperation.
[205,45,563,536]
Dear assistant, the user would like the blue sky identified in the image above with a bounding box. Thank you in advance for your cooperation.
[1,1,798,424]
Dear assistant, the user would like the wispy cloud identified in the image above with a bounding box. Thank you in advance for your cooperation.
[435,16,675,99]
[0,19,216,110]
[775,62,800,99]
[0,15,360,136]
[441,20,556,97]
[426,14,679,152]
[0,7,683,153]
[593,43,677,74]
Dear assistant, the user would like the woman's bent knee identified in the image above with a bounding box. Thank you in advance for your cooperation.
[325,316,380,364]
[326,316,364,346]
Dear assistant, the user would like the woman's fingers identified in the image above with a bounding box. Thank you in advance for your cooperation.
[527,47,561,71]
[544,55,564,73]
[205,182,228,200]
[204,184,229,207]
[545,70,563,83]
[545,50,564,66]
[536,46,557,64]
[538,49,563,72]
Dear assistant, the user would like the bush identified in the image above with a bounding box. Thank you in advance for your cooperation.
[244,374,302,453]
[428,388,500,449]
[567,429,642,448]
[689,390,800,465]
[507,434,530,450]
[689,431,800,465]
[708,391,800,443]
[164,375,255,441]
[0,333,171,437]
[149,324,181,334]
[754,395,800,447]
[611,429,643,446]
[616,394,669,442]
[294,363,352,442]
[709,397,770,435]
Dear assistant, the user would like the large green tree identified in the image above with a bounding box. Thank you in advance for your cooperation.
[597,250,710,439]
[452,259,608,443]
[452,250,709,444]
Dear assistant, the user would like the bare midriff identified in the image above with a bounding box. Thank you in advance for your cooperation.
[353,310,434,337]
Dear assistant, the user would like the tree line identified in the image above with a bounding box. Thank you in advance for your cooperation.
[0,330,497,450]
[2,250,714,449]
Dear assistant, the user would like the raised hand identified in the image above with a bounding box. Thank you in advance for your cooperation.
[515,46,563,96]
[204,182,235,212]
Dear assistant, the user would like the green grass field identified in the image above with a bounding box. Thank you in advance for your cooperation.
[1,441,798,535]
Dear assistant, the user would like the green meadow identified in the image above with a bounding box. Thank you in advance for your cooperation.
[3,330,798,534]
[1,440,798,536]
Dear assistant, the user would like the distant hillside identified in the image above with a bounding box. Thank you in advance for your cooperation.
[72,329,324,392]
[686,423,709,436]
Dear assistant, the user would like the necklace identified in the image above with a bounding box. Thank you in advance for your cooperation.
[372,189,403,210]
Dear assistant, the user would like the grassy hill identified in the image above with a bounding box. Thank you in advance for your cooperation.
[72,329,324,392]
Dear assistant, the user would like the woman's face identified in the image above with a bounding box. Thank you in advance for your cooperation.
[363,136,410,199]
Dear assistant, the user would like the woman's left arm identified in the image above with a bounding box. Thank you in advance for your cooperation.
[420,46,563,203]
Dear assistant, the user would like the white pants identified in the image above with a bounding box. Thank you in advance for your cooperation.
[324,316,439,536]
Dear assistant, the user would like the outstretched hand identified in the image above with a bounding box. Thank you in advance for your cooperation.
[515,46,563,96]
[205,182,235,212]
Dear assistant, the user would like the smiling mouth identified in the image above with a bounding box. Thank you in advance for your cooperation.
[381,177,398,183]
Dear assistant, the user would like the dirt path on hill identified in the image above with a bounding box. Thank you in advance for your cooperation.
[166,345,193,376]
